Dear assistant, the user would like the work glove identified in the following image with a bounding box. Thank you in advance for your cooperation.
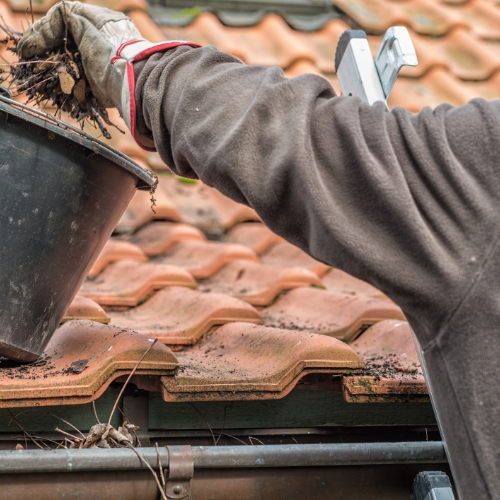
[16,1,199,149]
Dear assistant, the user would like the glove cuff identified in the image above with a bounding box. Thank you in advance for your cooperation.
[111,39,200,151]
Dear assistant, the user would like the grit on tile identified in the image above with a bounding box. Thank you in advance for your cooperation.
[199,260,323,306]
[261,287,405,342]
[162,322,363,402]
[0,320,177,408]
[155,240,259,279]
[344,320,428,403]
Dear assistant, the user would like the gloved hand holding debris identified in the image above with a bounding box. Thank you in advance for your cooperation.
[13,1,197,138]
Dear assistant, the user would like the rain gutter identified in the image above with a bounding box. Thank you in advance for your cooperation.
[0,442,446,473]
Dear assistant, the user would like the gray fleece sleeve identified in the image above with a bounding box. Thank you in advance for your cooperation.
[134,45,500,499]
[134,45,500,343]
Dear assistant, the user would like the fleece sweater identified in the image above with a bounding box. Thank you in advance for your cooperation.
[134,45,500,499]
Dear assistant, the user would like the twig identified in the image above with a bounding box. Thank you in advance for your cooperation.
[188,403,216,446]
[126,442,168,500]
[215,405,227,446]
[248,436,265,446]
[7,409,48,450]
[156,442,166,489]
[92,399,101,424]
[55,427,81,441]
[108,339,158,425]
[29,0,34,24]
[220,433,248,446]
[0,61,60,66]
[51,414,86,439]
[12,73,56,96]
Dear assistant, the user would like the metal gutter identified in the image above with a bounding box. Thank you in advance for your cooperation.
[0,442,446,474]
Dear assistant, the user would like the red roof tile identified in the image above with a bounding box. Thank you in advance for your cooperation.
[88,239,147,278]
[108,286,262,345]
[124,1,500,111]
[79,260,197,306]
[261,288,405,342]
[162,322,363,401]
[62,295,110,325]
[0,320,177,408]
[160,175,260,232]
[322,268,387,299]
[223,222,284,254]
[199,260,323,306]
[115,188,181,234]
[156,240,259,279]
[261,242,330,277]
[129,221,206,256]
[343,320,428,403]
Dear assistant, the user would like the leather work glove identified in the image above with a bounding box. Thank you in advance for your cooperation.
[17,1,199,149]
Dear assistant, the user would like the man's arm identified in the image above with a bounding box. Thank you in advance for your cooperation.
[134,45,500,344]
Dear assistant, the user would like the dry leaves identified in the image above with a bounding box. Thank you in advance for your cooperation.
[0,24,122,139]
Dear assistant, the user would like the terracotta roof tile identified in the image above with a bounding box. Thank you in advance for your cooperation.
[335,0,466,36]
[222,222,284,254]
[199,260,323,306]
[457,0,500,40]
[462,70,500,100]
[261,288,405,342]
[260,241,330,277]
[156,240,259,279]
[79,260,197,306]
[162,322,363,401]
[163,13,313,67]
[62,295,110,325]
[322,268,387,299]
[115,188,181,234]
[88,239,147,278]
[127,1,500,111]
[290,19,351,74]
[343,320,428,403]
[129,221,206,257]
[388,67,477,111]
[108,286,262,345]
[0,320,177,408]
[160,176,260,233]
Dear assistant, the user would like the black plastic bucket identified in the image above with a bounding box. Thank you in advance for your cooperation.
[0,94,157,362]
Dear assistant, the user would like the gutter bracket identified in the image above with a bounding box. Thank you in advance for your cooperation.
[165,445,194,500]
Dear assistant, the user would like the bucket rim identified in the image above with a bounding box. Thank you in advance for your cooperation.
[0,95,157,191]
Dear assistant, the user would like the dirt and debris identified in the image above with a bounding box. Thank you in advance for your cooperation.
[61,419,140,449]
[0,354,93,380]
[0,24,122,139]
[64,358,89,374]
[360,353,422,381]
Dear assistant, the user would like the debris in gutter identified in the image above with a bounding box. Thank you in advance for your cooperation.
[9,338,169,499]
[0,24,123,139]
